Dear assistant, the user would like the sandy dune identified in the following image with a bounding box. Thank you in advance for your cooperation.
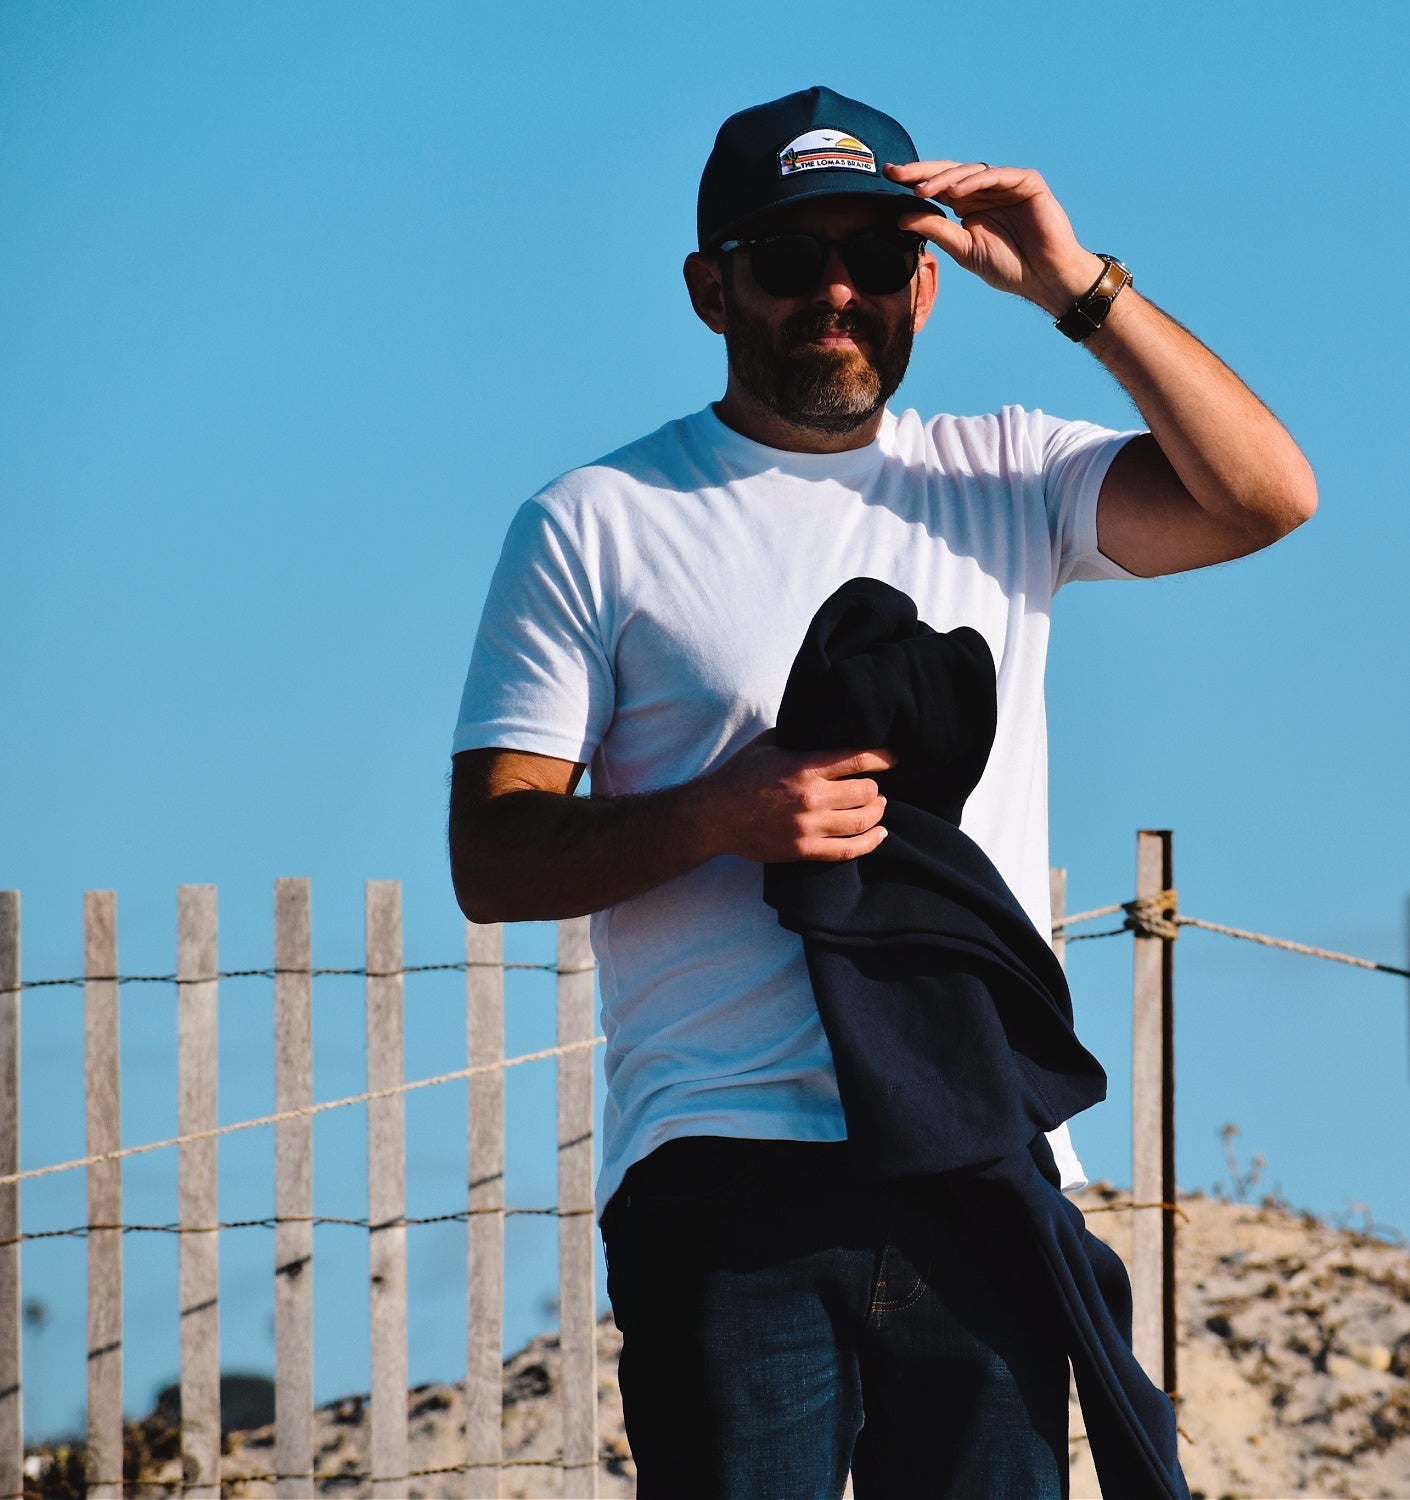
[32,1187,1410,1498]
[1071,1185,1410,1500]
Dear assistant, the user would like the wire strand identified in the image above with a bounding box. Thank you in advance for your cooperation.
[1049,901,1126,931]
[0,958,577,995]
[1176,914,1410,979]
[0,1035,605,1189]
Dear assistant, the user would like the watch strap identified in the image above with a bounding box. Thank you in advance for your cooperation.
[1055,255,1132,342]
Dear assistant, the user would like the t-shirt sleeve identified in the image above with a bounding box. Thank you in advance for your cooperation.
[1039,412,1144,588]
[451,499,615,764]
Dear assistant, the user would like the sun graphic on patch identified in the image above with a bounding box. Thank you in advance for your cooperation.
[777,129,877,177]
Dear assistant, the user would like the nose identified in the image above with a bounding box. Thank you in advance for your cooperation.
[811,244,858,309]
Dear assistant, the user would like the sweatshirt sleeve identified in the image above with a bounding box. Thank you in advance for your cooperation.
[451,498,615,766]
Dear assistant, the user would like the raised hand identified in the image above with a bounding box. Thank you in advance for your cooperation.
[883,159,1105,318]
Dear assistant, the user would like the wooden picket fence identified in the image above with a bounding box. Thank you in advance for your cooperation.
[0,835,1184,1499]
[0,882,602,1499]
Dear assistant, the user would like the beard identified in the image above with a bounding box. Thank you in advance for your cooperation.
[722,291,915,437]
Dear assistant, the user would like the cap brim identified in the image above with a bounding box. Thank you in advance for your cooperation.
[705,178,948,250]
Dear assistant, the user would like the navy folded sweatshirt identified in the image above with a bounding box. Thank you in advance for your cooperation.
[763,577,1189,1500]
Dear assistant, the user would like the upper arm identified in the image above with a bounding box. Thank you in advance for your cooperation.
[1095,433,1287,579]
[450,747,585,823]
[448,748,586,921]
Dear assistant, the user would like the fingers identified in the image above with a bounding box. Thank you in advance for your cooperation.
[797,823,890,862]
[796,768,889,859]
[711,737,895,863]
[887,158,1045,235]
[885,158,1004,200]
[895,208,950,238]
[808,798,886,837]
[807,746,897,778]
[811,775,881,810]
[886,160,1013,268]
[885,158,960,184]
[896,209,972,265]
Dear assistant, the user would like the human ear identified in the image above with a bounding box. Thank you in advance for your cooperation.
[683,251,729,335]
[911,250,939,334]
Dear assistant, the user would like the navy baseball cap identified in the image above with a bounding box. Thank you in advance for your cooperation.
[697,85,945,251]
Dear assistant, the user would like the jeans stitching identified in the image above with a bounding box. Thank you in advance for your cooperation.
[870,1257,932,1314]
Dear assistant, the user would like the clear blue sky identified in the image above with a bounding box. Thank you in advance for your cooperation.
[5,0,1409,1442]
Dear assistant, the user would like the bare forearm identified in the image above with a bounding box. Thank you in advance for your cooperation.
[885,160,1317,575]
[451,780,717,924]
[1086,289,1317,542]
[449,736,892,925]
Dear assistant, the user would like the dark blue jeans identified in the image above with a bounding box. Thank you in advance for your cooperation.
[601,1137,1068,1500]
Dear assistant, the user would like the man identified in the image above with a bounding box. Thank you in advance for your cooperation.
[449,86,1314,1498]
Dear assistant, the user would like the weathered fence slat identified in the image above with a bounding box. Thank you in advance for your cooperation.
[178,884,221,1497]
[1131,831,1177,1397]
[85,892,123,1498]
[557,916,597,1499]
[1049,866,1067,970]
[466,921,505,1497]
[0,892,20,1500]
[366,881,408,1498]
[274,878,313,1498]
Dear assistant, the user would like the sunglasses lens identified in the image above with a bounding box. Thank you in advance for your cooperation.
[842,234,918,294]
[748,236,827,297]
[746,233,918,296]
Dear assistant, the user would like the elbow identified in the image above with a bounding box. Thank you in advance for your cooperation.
[455,881,502,928]
[449,824,506,926]
[1249,452,1318,547]
[451,857,509,927]
[1280,452,1319,532]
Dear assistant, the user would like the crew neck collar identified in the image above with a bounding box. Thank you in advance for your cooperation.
[697,403,895,477]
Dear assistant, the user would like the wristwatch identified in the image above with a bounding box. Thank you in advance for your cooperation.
[1055,255,1132,342]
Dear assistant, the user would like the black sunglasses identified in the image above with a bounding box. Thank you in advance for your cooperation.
[716,229,926,298]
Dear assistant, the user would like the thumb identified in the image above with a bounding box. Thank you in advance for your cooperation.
[898,210,973,269]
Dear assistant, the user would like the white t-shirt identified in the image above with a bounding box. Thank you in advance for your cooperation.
[453,403,1138,1214]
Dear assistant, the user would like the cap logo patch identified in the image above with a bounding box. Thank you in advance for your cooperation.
[777,128,877,177]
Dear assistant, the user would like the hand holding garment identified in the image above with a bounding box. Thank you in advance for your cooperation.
[763,576,1107,1176]
[763,577,1189,1500]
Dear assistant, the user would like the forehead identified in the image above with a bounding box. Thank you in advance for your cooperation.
[740,193,906,239]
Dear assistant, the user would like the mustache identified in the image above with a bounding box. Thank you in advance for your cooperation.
[780,307,888,350]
